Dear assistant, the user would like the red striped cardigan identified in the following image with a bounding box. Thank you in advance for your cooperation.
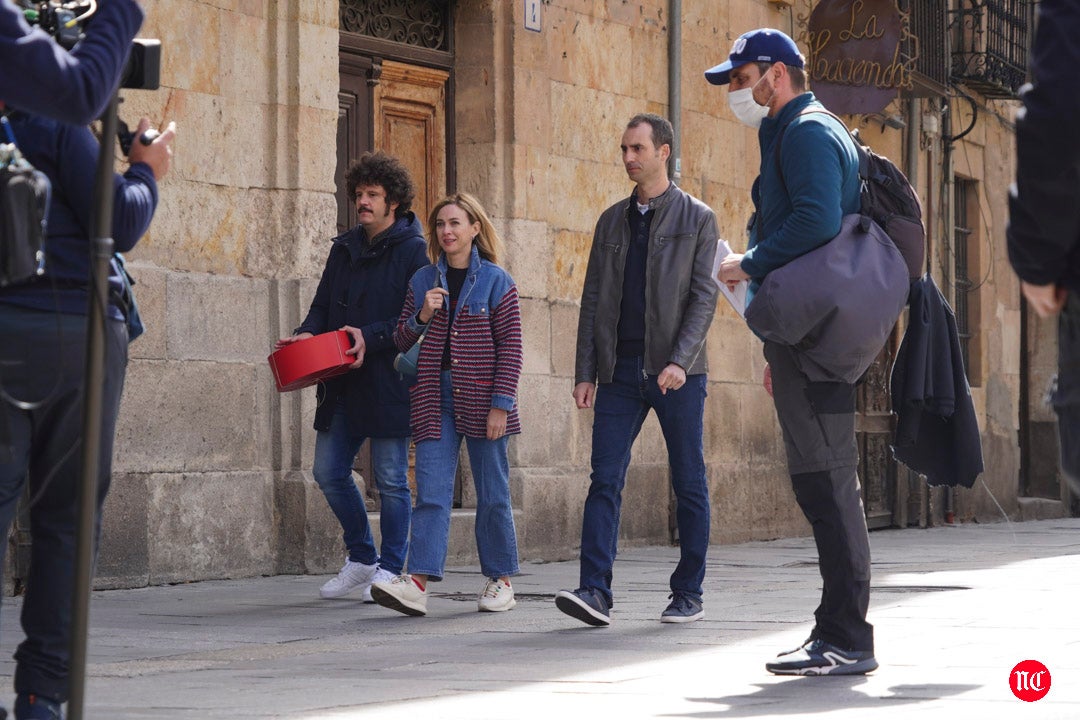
[394,249,523,442]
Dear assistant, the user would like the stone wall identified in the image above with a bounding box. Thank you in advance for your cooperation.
[83,0,1039,590]
[471,0,816,565]
[96,0,341,587]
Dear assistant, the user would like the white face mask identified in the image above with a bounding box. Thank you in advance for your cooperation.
[727,73,774,129]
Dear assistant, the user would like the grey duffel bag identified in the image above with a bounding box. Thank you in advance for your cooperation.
[745,213,909,384]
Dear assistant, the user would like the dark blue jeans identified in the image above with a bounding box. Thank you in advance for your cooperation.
[312,402,411,575]
[579,356,710,604]
[1053,292,1080,484]
[0,305,128,702]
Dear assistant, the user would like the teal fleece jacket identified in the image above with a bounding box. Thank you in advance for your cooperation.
[741,92,860,294]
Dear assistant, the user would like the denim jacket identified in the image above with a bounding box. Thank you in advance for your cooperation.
[395,246,523,441]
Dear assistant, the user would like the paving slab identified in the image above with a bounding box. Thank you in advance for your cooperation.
[1,518,1078,718]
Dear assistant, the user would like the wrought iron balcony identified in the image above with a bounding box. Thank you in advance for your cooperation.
[903,0,951,97]
[950,0,1033,99]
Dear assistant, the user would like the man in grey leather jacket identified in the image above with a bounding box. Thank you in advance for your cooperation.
[556,113,718,627]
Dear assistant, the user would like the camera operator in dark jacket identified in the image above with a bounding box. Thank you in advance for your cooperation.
[1007,0,1080,484]
[0,0,144,124]
[0,106,174,719]
[276,152,428,602]
[2,5,163,714]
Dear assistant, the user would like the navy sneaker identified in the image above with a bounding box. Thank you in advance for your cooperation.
[660,592,704,623]
[14,694,62,720]
[766,638,878,676]
[555,587,611,627]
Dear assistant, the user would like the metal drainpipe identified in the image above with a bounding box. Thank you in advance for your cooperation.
[942,95,956,524]
[669,0,682,182]
[905,97,919,226]
[902,95,921,524]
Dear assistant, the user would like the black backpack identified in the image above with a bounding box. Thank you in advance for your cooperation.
[775,108,926,280]
[1,116,49,288]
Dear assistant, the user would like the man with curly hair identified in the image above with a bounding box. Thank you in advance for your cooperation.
[276,151,428,601]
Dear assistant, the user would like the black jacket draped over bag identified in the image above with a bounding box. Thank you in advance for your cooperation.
[890,275,984,488]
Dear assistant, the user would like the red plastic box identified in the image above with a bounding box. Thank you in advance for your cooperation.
[268,330,353,392]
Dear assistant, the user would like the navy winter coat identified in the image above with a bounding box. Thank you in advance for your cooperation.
[297,214,428,437]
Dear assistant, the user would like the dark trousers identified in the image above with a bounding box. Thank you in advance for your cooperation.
[764,340,874,652]
[0,305,128,702]
[579,355,710,604]
[1053,292,1080,484]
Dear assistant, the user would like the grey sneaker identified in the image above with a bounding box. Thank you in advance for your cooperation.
[370,574,428,616]
[319,559,377,599]
[555,587,611,627]
[766,638,879,676]
[478,577,516,612]
[362,567,396,604]
[660,592,704,623]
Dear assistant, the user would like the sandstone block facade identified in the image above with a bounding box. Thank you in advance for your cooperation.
[38,0,1039,593]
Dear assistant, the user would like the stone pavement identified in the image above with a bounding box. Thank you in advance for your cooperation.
[2,518,1079,719]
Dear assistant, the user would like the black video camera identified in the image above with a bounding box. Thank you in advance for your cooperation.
[20,0,161,90]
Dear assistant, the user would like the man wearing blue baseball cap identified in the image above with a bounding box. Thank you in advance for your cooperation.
[707,28,878,676]
[704,28,805,87]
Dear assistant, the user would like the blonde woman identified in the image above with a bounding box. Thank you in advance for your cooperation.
[372,193,523,616]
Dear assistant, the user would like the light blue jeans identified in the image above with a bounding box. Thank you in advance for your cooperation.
[407,372,519,581]
[312,404,411,575]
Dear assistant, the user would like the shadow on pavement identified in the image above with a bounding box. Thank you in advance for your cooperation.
[673,679,983,717]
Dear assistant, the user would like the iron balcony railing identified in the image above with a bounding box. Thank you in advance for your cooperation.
[903,0,950,96]
[950,0,1033,98]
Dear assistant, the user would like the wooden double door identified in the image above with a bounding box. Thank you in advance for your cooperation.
[336,56,448,233]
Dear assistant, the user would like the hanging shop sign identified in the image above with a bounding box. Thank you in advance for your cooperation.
[805,0,917,115]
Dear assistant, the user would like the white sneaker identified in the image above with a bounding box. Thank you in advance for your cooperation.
[362,567,396,603]
[319,559,377,599]
[478,577,516,612]
[370,574,428,616]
